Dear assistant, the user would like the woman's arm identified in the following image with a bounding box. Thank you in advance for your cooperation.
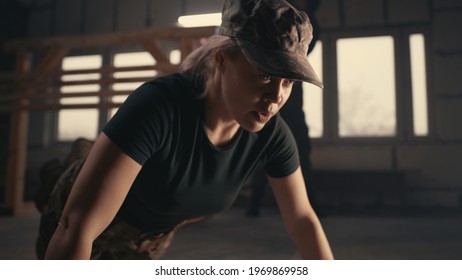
[268,166,334,260]
[45,132,142,259]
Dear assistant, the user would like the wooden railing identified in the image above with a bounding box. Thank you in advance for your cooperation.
[0,25,216,214]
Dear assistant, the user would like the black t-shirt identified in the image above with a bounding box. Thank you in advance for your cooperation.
[103,73,299,232]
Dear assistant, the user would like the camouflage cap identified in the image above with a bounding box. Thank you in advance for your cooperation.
[218,0,323,88]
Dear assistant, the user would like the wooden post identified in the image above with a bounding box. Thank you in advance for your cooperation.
[4,50,32,215]
[3,47,69,215]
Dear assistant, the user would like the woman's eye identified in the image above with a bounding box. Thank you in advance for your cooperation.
[260,75,272,83]
[284,79,298,86]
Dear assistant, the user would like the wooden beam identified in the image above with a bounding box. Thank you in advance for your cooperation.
[3,26,217,51]
[0,63,179,83]
[34,47,70,73]
[180,39,195,62]
[53,63,178,75]
[0,90,133,102]
[0,102,125,112]
[138,39,170,64]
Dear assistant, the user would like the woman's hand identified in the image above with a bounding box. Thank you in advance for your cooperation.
[268,167,334,260]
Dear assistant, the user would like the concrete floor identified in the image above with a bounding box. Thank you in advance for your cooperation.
[0,206,461,260]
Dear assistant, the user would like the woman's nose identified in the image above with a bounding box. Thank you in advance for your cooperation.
[263,80,284,104]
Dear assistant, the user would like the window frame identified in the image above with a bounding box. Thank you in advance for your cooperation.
[312,26,433,146]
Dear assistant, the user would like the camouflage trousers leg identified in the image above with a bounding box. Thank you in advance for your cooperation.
[90,216,206,260]
[35,156,183,260]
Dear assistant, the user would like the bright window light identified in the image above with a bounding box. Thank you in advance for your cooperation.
[62,55,101,70]
[302,42,323,138]
[337,36,396,137]
[410,33,429,136]
[112,51,156,91]
[178,13,221,27]
[110,52,157,117]
[58,55,102,141]
[170,49,181,64]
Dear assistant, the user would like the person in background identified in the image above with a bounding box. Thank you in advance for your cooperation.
[246,0,323,217]
[37,0,334,260]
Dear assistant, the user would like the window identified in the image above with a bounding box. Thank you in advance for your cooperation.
[337,36,396,137]
[58,55,102,141]
[409,33,429,136]
[169,49,181,65]
[111,51,157,116]
[302,41,323,138]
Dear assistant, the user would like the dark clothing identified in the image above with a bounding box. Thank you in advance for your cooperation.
[103,73,300,232]
[36,73,301,259]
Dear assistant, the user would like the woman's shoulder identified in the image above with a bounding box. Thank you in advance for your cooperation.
[144,73,205,99]
[121,73,203,112]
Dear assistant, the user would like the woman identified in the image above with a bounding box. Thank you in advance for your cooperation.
[40,0,334,259]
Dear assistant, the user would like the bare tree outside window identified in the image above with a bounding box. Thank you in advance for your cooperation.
[337,36,396,137]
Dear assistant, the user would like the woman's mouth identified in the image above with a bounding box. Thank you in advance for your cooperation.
[254,110,273,123]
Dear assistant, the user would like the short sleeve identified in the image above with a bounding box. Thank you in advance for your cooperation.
[263,116,300,178]
[103,82,173,165]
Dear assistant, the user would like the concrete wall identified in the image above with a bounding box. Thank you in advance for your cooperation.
[311,0,462,208]
[14,0,222,37]
[4,0,462,208]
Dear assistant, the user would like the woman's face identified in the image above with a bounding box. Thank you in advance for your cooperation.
[218,51,295,132]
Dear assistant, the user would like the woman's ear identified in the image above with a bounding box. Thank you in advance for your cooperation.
[215,49,225,70]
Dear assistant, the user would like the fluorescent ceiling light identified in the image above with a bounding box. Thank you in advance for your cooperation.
[178,13,221,27]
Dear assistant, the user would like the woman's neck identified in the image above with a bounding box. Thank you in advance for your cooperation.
[203,84,240,148]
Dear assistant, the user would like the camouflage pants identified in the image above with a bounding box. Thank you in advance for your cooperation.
[35,138,197,260]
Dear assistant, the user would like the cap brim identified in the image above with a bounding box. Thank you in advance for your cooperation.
[235,39,323,88]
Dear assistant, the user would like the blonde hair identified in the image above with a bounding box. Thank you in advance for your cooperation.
[180,35,241,95]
